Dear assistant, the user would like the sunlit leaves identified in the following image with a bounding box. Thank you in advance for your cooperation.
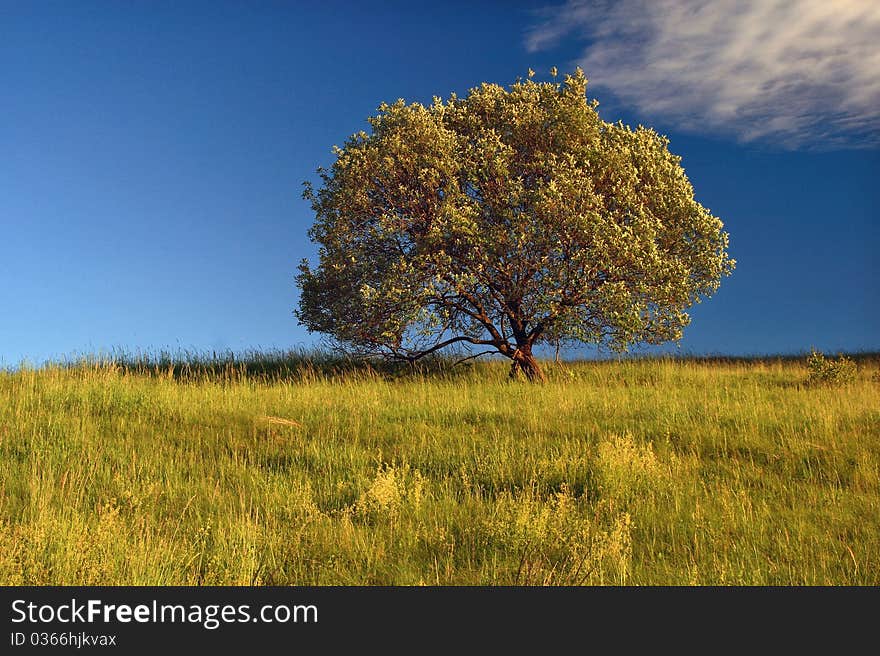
[296,69,734,369]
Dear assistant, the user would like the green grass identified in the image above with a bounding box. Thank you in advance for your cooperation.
[1,352,878,585]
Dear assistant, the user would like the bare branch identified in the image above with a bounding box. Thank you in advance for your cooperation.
[392,335,500,363]
[451,350,497,367]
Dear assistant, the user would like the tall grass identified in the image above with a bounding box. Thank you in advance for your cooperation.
[1,352,877,585]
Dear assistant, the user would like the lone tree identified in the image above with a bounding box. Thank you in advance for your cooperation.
[296,69,734,381]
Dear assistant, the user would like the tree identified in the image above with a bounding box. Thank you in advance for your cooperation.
[296,69,734,382]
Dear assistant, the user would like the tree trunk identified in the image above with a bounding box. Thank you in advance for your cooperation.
[509,346,546,383]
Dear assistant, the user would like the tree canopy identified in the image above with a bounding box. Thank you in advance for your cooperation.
[296,69,734,381]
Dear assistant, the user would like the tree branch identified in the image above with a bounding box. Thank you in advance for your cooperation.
[394,335,499,362]
[451,349,497,367]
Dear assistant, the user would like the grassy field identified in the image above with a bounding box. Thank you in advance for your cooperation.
[1,352,878,585]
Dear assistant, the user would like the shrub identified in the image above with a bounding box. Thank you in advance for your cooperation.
[485,484,633,585]
[354,463,427,519]
[594,433,666,503]
[806,349,856,386]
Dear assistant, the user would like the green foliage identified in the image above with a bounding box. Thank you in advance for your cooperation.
[806,349,857,386]
[296,69,734,379]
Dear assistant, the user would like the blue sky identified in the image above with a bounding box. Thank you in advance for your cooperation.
[2,0,878,365]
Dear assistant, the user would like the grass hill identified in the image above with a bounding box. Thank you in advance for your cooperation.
[1,351,877,584]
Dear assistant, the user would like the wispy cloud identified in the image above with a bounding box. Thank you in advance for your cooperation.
[527,0,880,149]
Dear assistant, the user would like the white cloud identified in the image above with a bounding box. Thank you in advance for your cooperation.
[526,0,880,149]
